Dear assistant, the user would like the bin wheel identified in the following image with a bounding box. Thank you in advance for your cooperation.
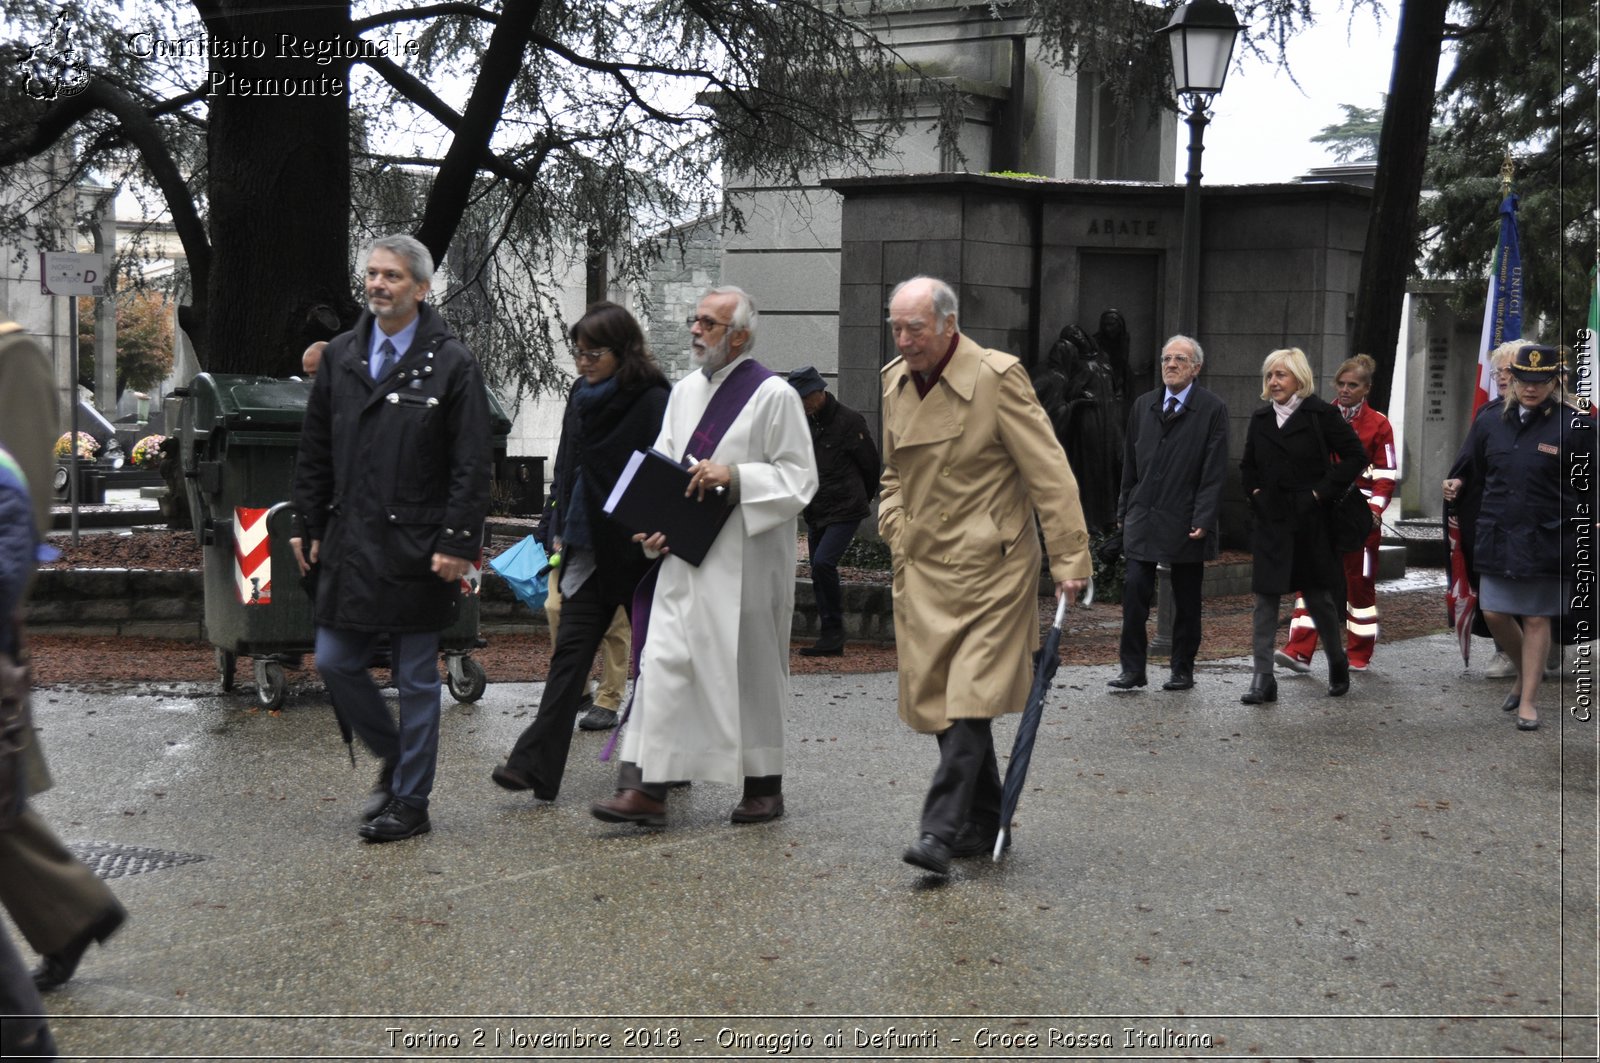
[218,649,236,692]
[254,660,288,711]
[447,656,487,703]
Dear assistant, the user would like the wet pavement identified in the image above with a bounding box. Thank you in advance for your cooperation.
[12,632,1598,1061]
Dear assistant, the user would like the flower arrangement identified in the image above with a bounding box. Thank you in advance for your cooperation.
[131,434,167,467]
[54,431,100,460]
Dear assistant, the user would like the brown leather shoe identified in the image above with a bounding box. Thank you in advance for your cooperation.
[730,793,785,824]
[490,762,535,792]
[589,789,666,826]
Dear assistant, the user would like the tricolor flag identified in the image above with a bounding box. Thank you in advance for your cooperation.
[1581,262,1599,408]
[1472,193,1523,412]
[1449,191,1524,662]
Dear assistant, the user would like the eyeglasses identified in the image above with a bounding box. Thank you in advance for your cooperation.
[685,315,732,331]
[1160,355,1193,366]
[573,347,612,364]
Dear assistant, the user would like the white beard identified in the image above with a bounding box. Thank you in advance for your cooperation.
[691,332,732,375]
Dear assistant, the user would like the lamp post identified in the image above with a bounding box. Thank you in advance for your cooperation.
[1159,0,1243,336]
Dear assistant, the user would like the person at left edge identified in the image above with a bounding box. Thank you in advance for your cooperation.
[786,365,880,658]
[0,320,126,994]
[590,286,818,827]
[290,235,491,842]
[0,441,58,1055]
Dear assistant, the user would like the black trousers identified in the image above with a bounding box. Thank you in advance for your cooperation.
[1119,558,1204,672]
[504,577,632,799]
[919,718,1002,844]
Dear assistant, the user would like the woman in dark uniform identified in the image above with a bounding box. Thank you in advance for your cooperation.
[1443,344,1596,730]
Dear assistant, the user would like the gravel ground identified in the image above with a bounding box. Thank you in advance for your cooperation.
[31,528,1451,687]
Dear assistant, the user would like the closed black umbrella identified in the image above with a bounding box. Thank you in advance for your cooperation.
[994,595,1068,862]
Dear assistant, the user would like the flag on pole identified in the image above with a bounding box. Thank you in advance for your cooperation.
[1450,190,1523,663]
[1580,262,1600,409]
[1471,193,1523,412]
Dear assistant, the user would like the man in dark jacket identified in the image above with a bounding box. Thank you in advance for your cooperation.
[787,366,880,656]
[291,235,491,842]
[1109,334,1230,692]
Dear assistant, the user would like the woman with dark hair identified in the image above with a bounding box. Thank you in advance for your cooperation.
[491,302,669,797]
[1239,347,1365,705]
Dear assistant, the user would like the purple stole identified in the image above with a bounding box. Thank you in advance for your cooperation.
[601,357,774,760]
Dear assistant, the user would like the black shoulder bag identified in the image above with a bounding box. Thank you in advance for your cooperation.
[1311,409,1377,554]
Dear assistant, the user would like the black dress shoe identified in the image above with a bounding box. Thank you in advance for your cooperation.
[1516,713,1541,731]
[1162,670,1194,691]
[1327,660,1350,697]
[730,793,785,824]
[902,833,952,875]
[1240,673,1277,704]
[361,758,398,822]
[359,798,431,842]
[799,628,846,657]
[578,703,619,730]
[1107,671,1147,690]
[950,822,1009,858]
[32,903,126,992]
[1501,690,1521,712]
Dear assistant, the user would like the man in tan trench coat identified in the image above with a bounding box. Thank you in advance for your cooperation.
[0,320,127,989]
[879,277,1091,876]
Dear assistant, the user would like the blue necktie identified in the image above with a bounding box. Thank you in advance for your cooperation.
[375,338,397,380]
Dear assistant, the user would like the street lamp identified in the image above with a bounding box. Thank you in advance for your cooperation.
[1158,0,1243,335]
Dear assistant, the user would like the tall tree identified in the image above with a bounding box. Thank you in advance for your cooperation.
[76,289,177,396]
[1420,0,1596,350]
[1312,102,1386,164]
[1,1,929,393]
[1349,0,1452,414]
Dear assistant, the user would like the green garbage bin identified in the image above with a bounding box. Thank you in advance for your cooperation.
[176,372,510,709]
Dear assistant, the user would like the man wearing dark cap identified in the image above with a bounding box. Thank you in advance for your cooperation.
[787,366,880,656]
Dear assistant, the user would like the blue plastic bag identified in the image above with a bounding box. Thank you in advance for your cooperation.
[487,534,550,612]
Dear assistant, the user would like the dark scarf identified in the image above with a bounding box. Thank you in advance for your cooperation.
[561,375,621,550]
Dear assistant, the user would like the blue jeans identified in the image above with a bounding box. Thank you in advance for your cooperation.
[315,627,441,810]
[806,519,860,631]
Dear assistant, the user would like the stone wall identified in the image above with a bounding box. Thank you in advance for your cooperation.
[830,172,1375,546]
[641,214,722,379]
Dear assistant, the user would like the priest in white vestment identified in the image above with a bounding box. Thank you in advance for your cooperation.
[592,286,818,827]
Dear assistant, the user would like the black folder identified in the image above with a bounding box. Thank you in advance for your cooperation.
[601,448,732,566]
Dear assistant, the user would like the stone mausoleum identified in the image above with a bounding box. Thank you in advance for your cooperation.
[826,172,1376,545]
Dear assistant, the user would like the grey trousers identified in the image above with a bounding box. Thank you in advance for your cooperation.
[1253,591,1346,674]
